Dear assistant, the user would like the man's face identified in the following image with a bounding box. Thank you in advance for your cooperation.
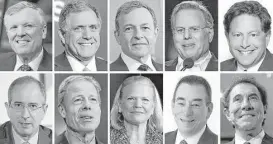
[119,83,155,125]
[226,14,271,68]
[60,10,101,62]
[172,83,212,135]
[173,9,213,61]
[5,82,47,137]
[5,8,46,58]
[115,8,158,60]
[60,80,101,133]
[224,83,266,131]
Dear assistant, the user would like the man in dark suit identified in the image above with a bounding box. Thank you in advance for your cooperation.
[0,1,52,71]
[222,77,273,144]
[110,1,162,71]
[0,76,52,144]
[56,75,104,144]
[55,0,107,71]
[165,1,218,71]
[165,75,218,144]
[221,1,273,71]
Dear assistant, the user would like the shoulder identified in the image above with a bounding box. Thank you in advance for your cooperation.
[96,57,107,64]
[165,59,177,71]
[263,133,273,143]
[110,56,128,71]
[0,52,15,60]
[55,132,67,144]
[220,58,236,71]
[96,57,107,71]
[165,130,177,144]
[0,121,10,138]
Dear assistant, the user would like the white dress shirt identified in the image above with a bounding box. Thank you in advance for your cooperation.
[121,52,156,71]
[12,126,39,144]
[175,126,206,144]
[14,48,43,71]
[176,52,212,71]
[66,54,97,71]
[235,129,265,144]
[236,51,266,72]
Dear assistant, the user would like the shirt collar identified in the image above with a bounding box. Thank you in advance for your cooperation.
[176,51,212,71]
[66,54,97,71]
[12,126,39,144]
[175,125,206,144]
[14,48,43,71]
[121,52,156,71]
[235,129,265,144]
[236,51,266,72]
[65,127,96,144]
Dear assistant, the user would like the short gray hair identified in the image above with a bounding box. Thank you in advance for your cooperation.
[4,1,46,28]
[171,1,214,30]
[58,0,102,33]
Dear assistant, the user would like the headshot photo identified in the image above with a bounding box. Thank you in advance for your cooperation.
[0,0,52,71]
[220,0,273,71]
[55,74,108,144]
[54,0,107,71]
[0,73,53,144]
[110,0,163,71]
[164,73,219,144]
[110,74,163,143]
[221,74,273,144]
[165,0,218,71]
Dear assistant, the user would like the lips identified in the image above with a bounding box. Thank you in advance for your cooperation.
[237,49,255,55]
[16,39,30,45]
[132,43,147,46]
[131,111,144,114]
[79,115,94,122]
[180,118,194,123]
[19,122,32,128]
[78,42,95,46]
[182,43,195,48]
[239,113,255,119]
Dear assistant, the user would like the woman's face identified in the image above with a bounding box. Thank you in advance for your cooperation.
[119,83,155,125]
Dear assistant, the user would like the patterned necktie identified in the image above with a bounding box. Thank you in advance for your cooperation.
[18,64,32,71]
[138,64,152,71]
[180,140,188,144]
[83,67,90,71]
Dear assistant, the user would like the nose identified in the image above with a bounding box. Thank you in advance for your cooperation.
[134,27,144,40]
[21,106,31,119]
[241,98,253,111]
[183,29,192,40]
[134,98,142,108]
[17,26,26,36]
[82,28,92,40]
[82,99,92,111]
[241,36,250,48]
[183,104,193,117]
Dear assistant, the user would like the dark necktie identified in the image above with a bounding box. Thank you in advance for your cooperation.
[244,142,250,144]
[18,64,32,71]
[138,64,152,71]
[180,140,188,144]
[244,69,247,71]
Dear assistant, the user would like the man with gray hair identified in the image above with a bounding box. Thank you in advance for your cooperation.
[165,1,218,71]
[0,1,52,71]
[55,75,103,144]
[0,76,52,144]
[55,0,107,71]
[110,0,162,71]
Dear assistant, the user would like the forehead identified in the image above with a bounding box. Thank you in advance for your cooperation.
[122,83,154,99]
[66,79,98,96]
[175,83,207,101]
[229,14,262,33]
[229,83,261,98]
[174,9,206,27]
[118,7,154,27]
[66,10,99,27]
[5,8,41,26]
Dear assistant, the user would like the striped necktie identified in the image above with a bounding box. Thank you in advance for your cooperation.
[180,140,188,144]
[138,64,152,71]
[18,64,32,71]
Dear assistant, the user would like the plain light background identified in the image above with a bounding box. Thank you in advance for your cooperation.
[53,0,107,60]
[109,0,163,64]
[164,72,220,135]
[220,73,273,142]
[0,73,53,129]
[219,0,273,62]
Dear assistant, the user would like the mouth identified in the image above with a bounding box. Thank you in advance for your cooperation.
[132,43,147,46]
[79,116,94,122]
[180,118,195,123]
[78,42,94,46]
[239,114,255,119]
[16,40,30,45]
[237,50,255,55]
[131,111,144,114]
[182,43,195,48]
[19,122,32,127]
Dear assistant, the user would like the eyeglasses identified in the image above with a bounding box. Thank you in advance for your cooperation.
[10,103,45,112]
[173,26,209,35]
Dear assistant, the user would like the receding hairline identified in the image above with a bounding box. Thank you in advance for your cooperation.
[174,83,210,102]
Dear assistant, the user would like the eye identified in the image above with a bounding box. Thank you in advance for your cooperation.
[9,26,17,30]
[74,27,83,32]
[127,97,135,101]
[233,33,241,37]
[176,28,184,34]
[250,33,258,37]
[142,26,150,30]
[191,103,201,108]
[90,25,98,31]
[249,95,259,100]
[25,24,34,28]
[142,98,150,103]
[13,103,22,108]
[73,98,83,104]
[190,27,200,32]
[90,97,98,103]
[124,27,133,32]
[28,104,38,109]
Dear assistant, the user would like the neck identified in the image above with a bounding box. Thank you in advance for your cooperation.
[66,126,96,144]
[18,47,42,64]
[66,51,93,66]
[124,120,147,144]
[235,127,262,141]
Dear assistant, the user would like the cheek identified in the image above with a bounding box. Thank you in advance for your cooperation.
[173,34,183,44]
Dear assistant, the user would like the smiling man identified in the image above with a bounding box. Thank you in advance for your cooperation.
[110,1,162,71]
[0,76,52,144]
[165,75,218,144]
[221,1,273,71]
[55,0,107,71]
[0,1,52,71]
[165,1,218,71]
[56,75,103,144]
[222,77,273,144]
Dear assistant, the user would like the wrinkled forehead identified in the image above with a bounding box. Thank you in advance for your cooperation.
[229,83,261,99]
[174,9,206,27]
[65,10,100,26]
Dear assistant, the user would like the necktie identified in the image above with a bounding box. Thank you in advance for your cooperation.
[22,141,30,144]
[244,142,250,144]
[83,67,90,71]
[244,69,247,71]
[138,64,152,71]
[180,140,188,144]
[18,64,32,71]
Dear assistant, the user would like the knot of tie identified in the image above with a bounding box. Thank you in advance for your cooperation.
[83,67,90,71]
[180,140,188,144]
[18,64,32,71]
[138,64,152,71]
[22,141,30,144]
[244,142,250,144]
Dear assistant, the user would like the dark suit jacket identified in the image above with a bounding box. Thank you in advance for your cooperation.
[0,49,52,71]
[221,49,273,71]
[165,126,218,144]
[55,52,107,71]
[110,55,163,71]
[223,133,273,144]
[165,53,218,71]
[0,121,52,144]
[55,131,104,144]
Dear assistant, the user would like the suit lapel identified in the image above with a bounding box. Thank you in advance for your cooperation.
[197,126,216,144]
[152,59,163,71]
[55,52,73,71]
[258,49,273,71]
[38,126,51,144]
[205,53,218,71]
[117,55,130,71]
[38,49,52,71]
[165,130,177,144]
[0,53,16,71]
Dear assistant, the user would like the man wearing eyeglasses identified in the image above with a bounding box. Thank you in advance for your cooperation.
[165,1,218,71]
[0,76,52,144]
[165,75,218,144]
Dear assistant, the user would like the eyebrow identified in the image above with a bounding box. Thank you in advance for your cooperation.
[192,98,203,102]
